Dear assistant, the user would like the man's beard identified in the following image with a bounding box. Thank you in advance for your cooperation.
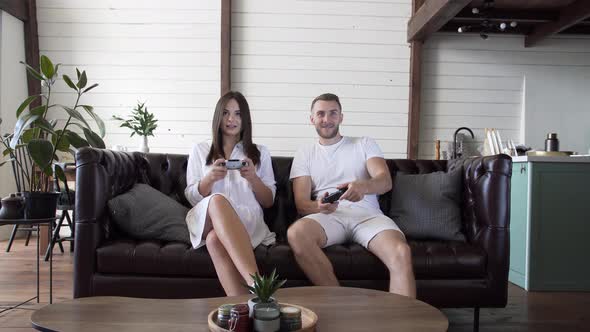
[316,124,339,139]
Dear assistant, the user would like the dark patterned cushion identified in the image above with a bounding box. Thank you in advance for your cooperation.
[389,168,465,241]
[107,183,191,244]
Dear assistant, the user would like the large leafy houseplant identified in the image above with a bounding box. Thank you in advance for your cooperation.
[3,55,105,197]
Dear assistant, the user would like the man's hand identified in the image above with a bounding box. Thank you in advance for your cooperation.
[206,158,228,182]
[339,181,367,202]
[239,157,259,182]
[318,192,339,214]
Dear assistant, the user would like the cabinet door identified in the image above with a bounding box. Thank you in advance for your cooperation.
[528,163,590,291]
[509,163,529,289]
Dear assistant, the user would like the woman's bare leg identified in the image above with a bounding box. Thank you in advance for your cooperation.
[207,195,259,286]
[205,230,249,295]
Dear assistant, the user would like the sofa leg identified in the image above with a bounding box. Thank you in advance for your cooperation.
[473,307,480,332]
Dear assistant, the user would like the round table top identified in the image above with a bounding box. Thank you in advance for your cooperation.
[31,286,448,331]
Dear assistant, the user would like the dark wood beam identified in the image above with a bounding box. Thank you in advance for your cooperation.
[453,8,558,24]
[525,0,590,47]
[24,0,41,109]
[0,0,27,21]
[220,0,231,95]
[407,0,425,160]
[407,0,471,42]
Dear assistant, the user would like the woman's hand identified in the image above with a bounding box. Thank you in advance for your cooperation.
[206,158,228,183]
[239,157,259,183]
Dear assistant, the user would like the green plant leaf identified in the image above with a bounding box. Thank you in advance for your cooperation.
[30,105,47,117]
[65,130,89,148]
[51,130,70,152]
[21,128,36,144]
[40,55,55,79]
[82,83,98,93]
[34,118,57,135]
[16,96,39,118]
[28,139,54,171]
[76,68,81,80]
[77,70,87,89]
[83,128,105,148]
[20,61,44,81]
[61,105,91,129]
[10,113,40,148]
[2,148,12,157]
[62,74,78,90]
[80,105,105,137]
[54,164,66,183]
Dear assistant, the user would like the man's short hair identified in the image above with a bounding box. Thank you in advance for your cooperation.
[311,93,342,112]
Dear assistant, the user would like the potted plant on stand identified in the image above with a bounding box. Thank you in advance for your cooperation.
[112,102,158,153]
[3,55,105,219]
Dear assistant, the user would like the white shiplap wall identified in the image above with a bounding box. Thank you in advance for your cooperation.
[36,0,220,154]
[419,33,590,159]
[231,0,412,158]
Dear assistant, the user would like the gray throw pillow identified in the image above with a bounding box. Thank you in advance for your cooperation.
[108,183,191,244]
[389,168,465,241]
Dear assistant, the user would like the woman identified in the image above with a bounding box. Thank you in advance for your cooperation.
[184,91,276,296]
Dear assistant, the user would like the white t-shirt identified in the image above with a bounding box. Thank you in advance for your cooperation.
[289,136,384,212]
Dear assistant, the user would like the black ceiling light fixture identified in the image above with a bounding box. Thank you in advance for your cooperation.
[457,0,518,39]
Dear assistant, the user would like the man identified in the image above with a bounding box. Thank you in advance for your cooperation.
[287,93,416,298]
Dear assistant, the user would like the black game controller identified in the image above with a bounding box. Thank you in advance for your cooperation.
[321,187,348,204]
[222,159,247,170]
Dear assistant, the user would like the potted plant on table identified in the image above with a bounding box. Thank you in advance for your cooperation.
[112,102,158,153]
[246,269,287,316]
[1,55,105,219]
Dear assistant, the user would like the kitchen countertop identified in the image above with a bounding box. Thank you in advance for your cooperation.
[511,155,590,163]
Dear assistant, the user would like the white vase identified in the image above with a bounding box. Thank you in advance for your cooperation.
[139,136,149,153]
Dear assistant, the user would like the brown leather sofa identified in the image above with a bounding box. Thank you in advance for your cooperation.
[74,148,511,315]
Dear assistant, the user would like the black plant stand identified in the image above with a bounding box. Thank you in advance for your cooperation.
[0,217,55,313]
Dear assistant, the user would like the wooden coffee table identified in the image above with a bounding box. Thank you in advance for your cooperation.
[31,286,448,331]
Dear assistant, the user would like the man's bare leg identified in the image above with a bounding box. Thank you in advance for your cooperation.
[207,195,258,286]
[368,230,416,298]
[287,218,339,286]
[205,230,249,296]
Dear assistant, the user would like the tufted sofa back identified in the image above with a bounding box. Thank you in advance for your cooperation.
[77,147,511,244]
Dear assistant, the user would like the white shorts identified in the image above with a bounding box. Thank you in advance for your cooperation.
[305,206,404,249]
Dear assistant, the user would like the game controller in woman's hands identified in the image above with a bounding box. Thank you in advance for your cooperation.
[222,159,247,169]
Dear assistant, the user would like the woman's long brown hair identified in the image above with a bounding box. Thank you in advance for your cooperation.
[206,91,261,166]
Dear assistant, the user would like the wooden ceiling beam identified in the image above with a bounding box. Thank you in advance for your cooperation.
[407,0,471,42]
[0,0,27,21]
[525,0,590,47]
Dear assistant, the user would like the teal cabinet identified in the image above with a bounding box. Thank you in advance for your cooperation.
[509,160,590,291]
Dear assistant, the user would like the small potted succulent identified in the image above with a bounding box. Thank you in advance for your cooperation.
[246,269,286,316]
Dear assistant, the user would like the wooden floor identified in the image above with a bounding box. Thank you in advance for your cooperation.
[0,237,588,331]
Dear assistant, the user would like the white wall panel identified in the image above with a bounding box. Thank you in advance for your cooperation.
[232,0,411,157]
[37,0,220,153]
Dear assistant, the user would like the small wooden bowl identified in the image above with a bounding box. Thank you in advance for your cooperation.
[208,302,317,332]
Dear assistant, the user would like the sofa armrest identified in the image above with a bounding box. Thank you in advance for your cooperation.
[73,147,141,298]
[451,154,512,306]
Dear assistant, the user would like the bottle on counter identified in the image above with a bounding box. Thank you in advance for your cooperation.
[545,133,559,152]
